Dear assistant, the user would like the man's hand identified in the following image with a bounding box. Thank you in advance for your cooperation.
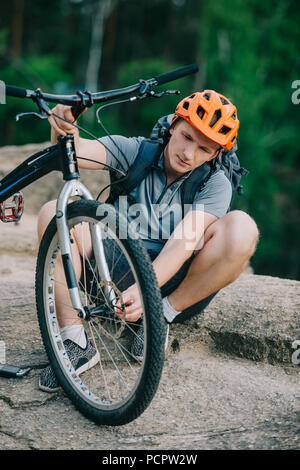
[48,104,107,169]
[48,104,79,143]
[116,283,143,322]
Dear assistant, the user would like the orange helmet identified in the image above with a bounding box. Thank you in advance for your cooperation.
[172,90,239,151]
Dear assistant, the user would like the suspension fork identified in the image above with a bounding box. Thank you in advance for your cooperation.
[56,180,116,320]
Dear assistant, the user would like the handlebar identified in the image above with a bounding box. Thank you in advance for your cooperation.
[5,63,199,117]
[5,85,29,99]
[153,64,198,86]
[5,83,142,106]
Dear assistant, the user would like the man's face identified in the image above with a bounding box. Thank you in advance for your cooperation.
[164,119,221,179]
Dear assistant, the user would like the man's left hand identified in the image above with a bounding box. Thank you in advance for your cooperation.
[116,283,143,322]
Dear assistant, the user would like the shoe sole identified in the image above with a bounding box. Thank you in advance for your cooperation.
[76,350,100,375]
[131,325,169,362]
[39,351,100,393]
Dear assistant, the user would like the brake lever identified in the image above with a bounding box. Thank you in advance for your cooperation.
[16,111,49,121]
[149,89,180,98]
[16,88,52,121]
[133,87,180,102]
[165,89,180,95]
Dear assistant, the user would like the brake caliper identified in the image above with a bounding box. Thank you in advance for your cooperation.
[0,192,24,223]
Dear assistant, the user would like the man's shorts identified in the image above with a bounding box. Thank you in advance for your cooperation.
[147,249,217,323]
[82,239,217,324]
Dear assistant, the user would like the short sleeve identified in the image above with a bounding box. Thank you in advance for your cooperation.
[192,169,232,218]
[99,135,145,173]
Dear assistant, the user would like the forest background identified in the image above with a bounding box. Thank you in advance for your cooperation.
[0,0,299,281]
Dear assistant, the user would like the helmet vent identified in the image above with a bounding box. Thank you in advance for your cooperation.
[219,125,231,135]
[203,92,211,101]
[209,109,222,127]
[189,94,196,99]
[231,112,237,120]
[183,101,190,110]
[220,97,229,105]
[197,105,205,119]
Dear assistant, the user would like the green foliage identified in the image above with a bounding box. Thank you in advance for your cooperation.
[115,58,195,136]
[0,0,299,279]
[0,55,71,145]
[0,29,8,56]
[198,0,300,279]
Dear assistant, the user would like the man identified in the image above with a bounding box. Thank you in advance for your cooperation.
[38,90,259,392]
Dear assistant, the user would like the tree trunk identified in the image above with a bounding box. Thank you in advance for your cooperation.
[85,0,116,92]
[11,0,24,60]
[192,0,206,91]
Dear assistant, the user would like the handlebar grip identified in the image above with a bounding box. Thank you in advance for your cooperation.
[5,85,29,98]
[154,64,199,86]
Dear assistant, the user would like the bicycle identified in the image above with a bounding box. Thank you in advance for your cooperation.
[2,64,198,426]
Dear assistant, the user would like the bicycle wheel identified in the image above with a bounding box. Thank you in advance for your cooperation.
[36,200,167,426]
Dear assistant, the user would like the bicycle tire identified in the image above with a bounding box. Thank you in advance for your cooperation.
[35,200,166,426]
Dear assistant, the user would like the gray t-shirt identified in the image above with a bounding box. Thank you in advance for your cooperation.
[100,135,232,253]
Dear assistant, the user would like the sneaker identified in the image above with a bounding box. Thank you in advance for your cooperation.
[39,336,100,393]
[131,320,169,361]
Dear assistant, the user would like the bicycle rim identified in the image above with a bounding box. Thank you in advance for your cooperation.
[36,201,166,425]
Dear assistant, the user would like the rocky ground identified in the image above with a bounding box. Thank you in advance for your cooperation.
[0,143,299,450]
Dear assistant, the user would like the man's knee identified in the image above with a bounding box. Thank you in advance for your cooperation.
[222,210,259,261]
[37,200,57,242]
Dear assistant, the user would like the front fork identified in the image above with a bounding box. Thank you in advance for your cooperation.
[56,179,116,320]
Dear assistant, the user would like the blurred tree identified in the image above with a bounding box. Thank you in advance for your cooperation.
[0,0,299,279]
[197,0,300,279]
[85,0,117,92]
[11,0,24,60]
[114,57,195,137]
[0,55,71,144]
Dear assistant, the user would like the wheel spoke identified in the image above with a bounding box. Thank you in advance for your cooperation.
[37,201,164,425]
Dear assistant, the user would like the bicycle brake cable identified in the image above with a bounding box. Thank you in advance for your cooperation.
[50,111,127,177]
[95,96,141,170]
[94,96,144,201]
[93,92,173,201]
[51,88,166,202]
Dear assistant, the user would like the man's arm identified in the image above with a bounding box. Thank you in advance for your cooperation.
[48,104,107,170]
[117,209,217,322]
[152,210,217,287]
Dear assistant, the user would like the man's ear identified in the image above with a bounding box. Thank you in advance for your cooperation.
[169,126,174,135]
[209,148,222,161]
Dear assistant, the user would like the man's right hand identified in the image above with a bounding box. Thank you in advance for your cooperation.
[48,104,107,170]
[48,104,79,143]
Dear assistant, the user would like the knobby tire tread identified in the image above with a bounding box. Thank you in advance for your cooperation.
[35,200,166,426]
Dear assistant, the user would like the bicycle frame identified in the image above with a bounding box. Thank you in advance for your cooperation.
[0,135,114,319]
[2,63,198,319]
